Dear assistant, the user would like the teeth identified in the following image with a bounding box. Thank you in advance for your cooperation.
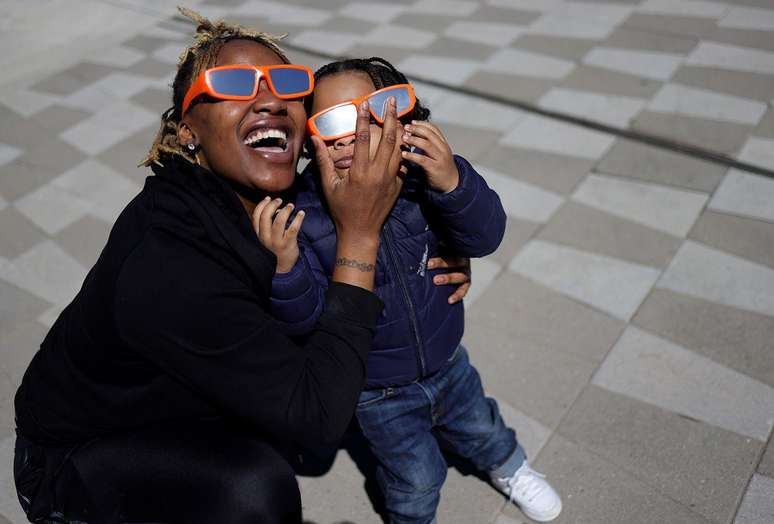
[244,128,287,146]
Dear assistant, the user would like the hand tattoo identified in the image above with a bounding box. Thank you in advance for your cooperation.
[336,257,375,273]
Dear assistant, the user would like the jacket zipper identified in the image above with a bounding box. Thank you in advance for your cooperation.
[383,222,427,377]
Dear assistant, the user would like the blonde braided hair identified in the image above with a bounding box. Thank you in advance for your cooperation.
[141,6,289,167]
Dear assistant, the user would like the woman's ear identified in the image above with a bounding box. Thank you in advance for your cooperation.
[177,121,197,149]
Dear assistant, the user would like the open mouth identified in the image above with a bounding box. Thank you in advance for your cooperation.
[244,128,288,152]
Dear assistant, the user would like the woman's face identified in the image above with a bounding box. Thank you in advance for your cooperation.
[180,40,307,196]
[311,71,381,179]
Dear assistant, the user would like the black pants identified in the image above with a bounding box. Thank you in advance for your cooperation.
[14,419,302,524]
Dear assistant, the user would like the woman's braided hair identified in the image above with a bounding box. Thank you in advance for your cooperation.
[306,57,431,122]
[141,7,289,167]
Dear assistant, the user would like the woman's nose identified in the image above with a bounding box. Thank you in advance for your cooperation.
[251,78,287,114]
[334,134,356,149]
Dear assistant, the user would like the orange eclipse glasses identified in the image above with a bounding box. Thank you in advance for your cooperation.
[307,83,417,141]
[182,64,314,115]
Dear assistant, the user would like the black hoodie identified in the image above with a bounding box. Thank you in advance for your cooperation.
[14,156,382,448]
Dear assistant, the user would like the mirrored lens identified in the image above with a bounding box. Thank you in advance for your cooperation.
[313,104,358,138]
[367,87,412,120]
[269,67,311,95]
[208,68,257,96]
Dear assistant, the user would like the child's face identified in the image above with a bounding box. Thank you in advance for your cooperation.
[311,71,382,178]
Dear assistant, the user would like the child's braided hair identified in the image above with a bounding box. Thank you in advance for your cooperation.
[141,6,289,167]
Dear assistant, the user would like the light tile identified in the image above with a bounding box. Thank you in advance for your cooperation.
[290,30,360,56]
[0,89,60,118]
[572,173,708,237]
[483,48,576,79]
[526,15,619,40]
[397,55,479,86]
[0,208,47,260]
[647,83,767,126]
[582,47,683,81]
[52,159,141,224]
[509,240,661,320]
[60,72,155,113]
[500,115,615,160]
[538,88,646,128]
[720,6,774,32]
[476,166,564,223]
[413,0,479,17]
[430,91,528,132]
[0,240,86,306]
[443,22,524,47]
[339,2,406,23]
[709,170,774,223]
[690,210,774,270]
[636,0,730,19]
[60,101,158,156]
[0,144,22,168]
[86,45,146,68]
[658,241,774,318]
[0,194,6,212]
[150,42,185,66]
[735,474,774,524]
[594,325,774,441]
[232,1,331,26]
[737,135,774,166]
[37,304,64,328]
[486,0,561,13]
[465,257,502,307]
[0,436,28,524]
[13,184,91,235]
[360,24,437,50]
[686,42,774,76]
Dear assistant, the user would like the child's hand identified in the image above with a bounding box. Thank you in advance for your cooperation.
[251,197,306,274]
[401,121,459,193]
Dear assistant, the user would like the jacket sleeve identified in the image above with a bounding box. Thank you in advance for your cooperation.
[114,228,381,448]
[270,230,329,337]
[424,154,507,257]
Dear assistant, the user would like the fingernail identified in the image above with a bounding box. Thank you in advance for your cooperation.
[434,276,443,284]
[298,210,305,216]
[263,196,271,202]
[401,151,408,157]
[287,203,294,209]
[427,260,435,269]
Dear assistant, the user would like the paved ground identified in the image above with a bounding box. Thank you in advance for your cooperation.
[1,0,774,523]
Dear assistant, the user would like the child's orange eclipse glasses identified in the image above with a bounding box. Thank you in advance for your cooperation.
[182,64,314,115]
[307,84,416,141]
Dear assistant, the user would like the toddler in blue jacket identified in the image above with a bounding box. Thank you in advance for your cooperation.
[262,57,562,523]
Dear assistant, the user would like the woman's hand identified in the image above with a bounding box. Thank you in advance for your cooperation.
[401,121,459,193]
[428,255,471,304]
[251,197,306,273]
[311,98,404,241]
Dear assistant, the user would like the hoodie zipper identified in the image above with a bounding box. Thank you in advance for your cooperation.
[383,222,427,377]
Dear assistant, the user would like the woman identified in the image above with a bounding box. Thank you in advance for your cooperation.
[13,10,406,524]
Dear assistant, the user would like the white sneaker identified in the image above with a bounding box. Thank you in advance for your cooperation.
[492,461,562,522]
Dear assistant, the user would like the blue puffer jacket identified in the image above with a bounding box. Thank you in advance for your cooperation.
[270,155,506,388]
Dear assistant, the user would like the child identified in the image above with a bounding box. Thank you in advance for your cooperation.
[264,57,562,523]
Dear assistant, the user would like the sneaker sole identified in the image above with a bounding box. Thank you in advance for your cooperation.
[521,498,562,522]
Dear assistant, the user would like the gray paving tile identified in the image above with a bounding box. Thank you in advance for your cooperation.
[595,138,726,193]
[0,139,86,201]
[391,13,457,34]
[60,101,158,156]
[464,71,557,104]
[430,91,528,133]
[560,64,664,99]
[467,272,625,365]
[422,37,499,61]
[0,374,14,443]
[474,145,592,195]
[710,170,774,224]
[0,512,13,524]
[122,35,188,54]
[509,239,660,320]
[510,34,597,62]
[734,474,774,524]
[756,109,774,139]
[558,386,761,524]
[466,257,502,307]
[97,125,156,184]
[632,111,754,155]
[0,207,46,260]
[465,320,597,429]
[711,26,774,53]
[760,437,774,477]
[622,12,718,40]
[572,173,707,237]
[315,15,376,35]
[129,86,172,114]
[443,21,524,48]
[686,42,774,77]
[689,210,774,270]
[603,25,698,54]
[647,83,767,126]
[125,57,179,79]
[0,145,21,169]
[537,200,682,268]
[487,218,540,268]
[0,317,47,386]
[491,394,552,459]
[483,48,576,80]
[0,435,28,524]
[672,66,774,104]
[341,43,413,65]
[539,88,646,128]
[659,240,774,319]
[29,62,117,96]
[633,288,774,389]
[501,116,615,161]
[436,468,503,524]
[507,433,713,524]
[582,47,683,81]
[54,216,112,269]
[29,105,91,135]
[438,124,503,163]
[469,5,540,25]
[13,182,91,235]
[360,24,437,50]
[476,166,564,224]
[0,106,50,150]
[0,280,50,343]
[593,325,774,441]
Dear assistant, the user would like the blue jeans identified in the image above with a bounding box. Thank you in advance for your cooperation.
[356,346,525,524]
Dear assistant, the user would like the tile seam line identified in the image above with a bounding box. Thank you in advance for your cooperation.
[192,14,774,182]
